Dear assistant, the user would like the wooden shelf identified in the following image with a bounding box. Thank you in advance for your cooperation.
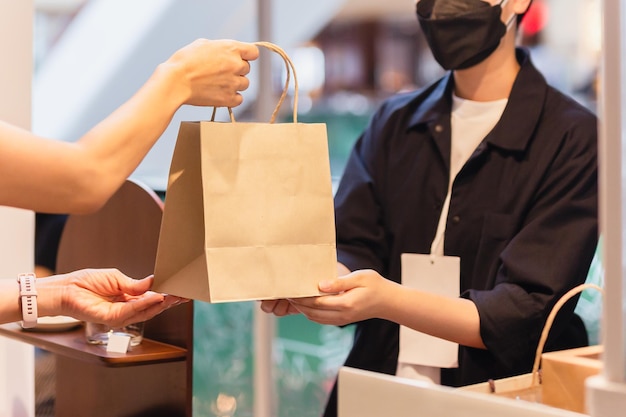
[0,322,187,367]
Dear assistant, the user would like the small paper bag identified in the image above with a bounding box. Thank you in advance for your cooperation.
[541,345,602,413]
[459,283,603,410]
[153,42,337,302]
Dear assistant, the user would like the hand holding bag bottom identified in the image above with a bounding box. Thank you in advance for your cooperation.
[152,42,337,303]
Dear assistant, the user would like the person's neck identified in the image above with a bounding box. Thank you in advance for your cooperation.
[452,33,520,102]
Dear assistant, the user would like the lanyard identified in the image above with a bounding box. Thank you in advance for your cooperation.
[430,184,452,261]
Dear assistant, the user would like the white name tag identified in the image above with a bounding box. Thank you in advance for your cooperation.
[398,253,460,369]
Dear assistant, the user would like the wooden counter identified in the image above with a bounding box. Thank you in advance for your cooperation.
[0,322,189,417]
[0,322,186,367]
[4,180,194,416]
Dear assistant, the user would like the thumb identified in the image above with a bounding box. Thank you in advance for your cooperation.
[119,274,154,296]
[318,275,356,294]
[241,43,260,61]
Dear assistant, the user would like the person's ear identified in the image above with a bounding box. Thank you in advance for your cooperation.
[513,0,533,15]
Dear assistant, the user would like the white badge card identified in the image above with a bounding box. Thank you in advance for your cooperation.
[106,333,131,354]
[398,253,460,368]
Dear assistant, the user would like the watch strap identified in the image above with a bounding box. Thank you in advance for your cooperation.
[17,273,37,328]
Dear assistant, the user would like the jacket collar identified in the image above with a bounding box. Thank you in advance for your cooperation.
[407,48,548,153]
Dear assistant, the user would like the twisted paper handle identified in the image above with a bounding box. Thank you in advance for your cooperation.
[210,41,299,124]
[530,283,604,386]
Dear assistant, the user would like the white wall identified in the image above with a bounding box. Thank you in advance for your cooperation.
[0,1,36,416]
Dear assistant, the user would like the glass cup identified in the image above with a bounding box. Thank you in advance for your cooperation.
[85,321,145,347]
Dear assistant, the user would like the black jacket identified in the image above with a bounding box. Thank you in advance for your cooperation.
[324,48,597,417]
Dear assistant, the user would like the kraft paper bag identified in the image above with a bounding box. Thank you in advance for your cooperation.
[153,42,337,303]
[541,345,602,413]
[460,283,603,409]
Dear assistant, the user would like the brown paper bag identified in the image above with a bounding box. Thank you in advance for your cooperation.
[153,42,337,303]
[460,283,603,409]
[541,345,602,413]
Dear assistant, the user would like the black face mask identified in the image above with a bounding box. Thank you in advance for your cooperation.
[417,0,511,70]
[433,0,487,17]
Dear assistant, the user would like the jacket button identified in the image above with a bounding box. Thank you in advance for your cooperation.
[452,215,461,224]
[435,124,443,133]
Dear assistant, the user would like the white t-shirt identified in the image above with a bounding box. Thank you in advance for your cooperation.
[450,94,508,182]
[396,94,508,384]
[431,94,508,256]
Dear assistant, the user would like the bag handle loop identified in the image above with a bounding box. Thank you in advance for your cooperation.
[210,41,299,124]
[530,283,604,386]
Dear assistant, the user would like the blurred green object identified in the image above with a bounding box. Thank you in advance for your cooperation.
[275,315,354,417]
[192,302,354,417]
[193,302,254,417]
[297,111,369,184]
[574,239,604,346]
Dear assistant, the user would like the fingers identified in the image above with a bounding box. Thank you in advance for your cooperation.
[112,292,189,327]
[133,296,185,324]
[238,75,250,92]
[106,291,164,327]
[239,43,260,62]
[117,274,154,296]
[260,299,282,314]
[318,277,353,294]
[260,299,297,317]
[239,60,251,77]
[164,295,190,304]
[168,38,258,108]
[318,270,371,294]
[287,300,339,325]
[288,296,336,313]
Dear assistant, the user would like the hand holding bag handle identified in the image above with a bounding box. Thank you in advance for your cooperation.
[211,41,299,124]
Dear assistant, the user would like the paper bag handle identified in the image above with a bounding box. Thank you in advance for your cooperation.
[530,282,603,386]
[210,41,299,124]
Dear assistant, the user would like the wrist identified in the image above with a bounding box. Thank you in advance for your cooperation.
[153,60,190,108]
[35,276,65,317]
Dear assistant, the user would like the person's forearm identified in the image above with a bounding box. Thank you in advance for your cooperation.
[72,62,187,210]
[331,263,484,348]
[382,281,486,349]
[0,64,184,213]
[0,39,256,214]
[0,280,22,324]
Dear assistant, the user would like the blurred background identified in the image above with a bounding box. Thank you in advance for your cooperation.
[30,1,601,416]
